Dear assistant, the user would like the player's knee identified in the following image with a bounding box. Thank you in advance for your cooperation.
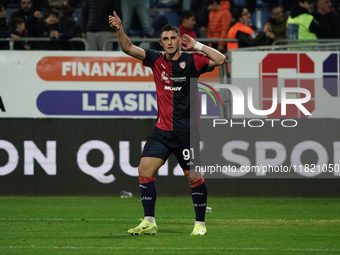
[138,165,147,176]
[138,165,155,177]
[183,169,202,184]
[184,173,195,184]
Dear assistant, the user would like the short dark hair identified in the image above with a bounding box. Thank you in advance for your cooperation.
[232,7,245,21]
[269,4,282,13]
[45,9,59,18]
[160,24,180,37]
[61,4,75,17]
[181,10,195,23]
[9,17,25,30]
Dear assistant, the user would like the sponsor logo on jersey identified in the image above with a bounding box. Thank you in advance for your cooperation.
[161,71,171,84]
[161,71,187,84]
[171,77,186,82]
[164,86,182,91]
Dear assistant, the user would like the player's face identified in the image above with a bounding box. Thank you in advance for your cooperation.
[159,30,181,55]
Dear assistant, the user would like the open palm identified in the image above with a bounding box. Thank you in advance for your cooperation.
[181,34,196,51]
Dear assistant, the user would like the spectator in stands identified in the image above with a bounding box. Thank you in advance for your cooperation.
[120,0,152,37]
[11,0,42,37]
[206,0,232,53]
[59,4,79,37]
[190,0,209,38]
[80,0,120,50]
[59,2,81,49]
[11,0,35,21]
[287,0,327,39]
[265,4,288,42]
[36,9,61,49]
[179,10,197,38]
[227,7,273,51]
[179,10,197,51]
[0,4,9,49]
[313,0,340,38]
[0,3,8,33]
[8,16,30,49]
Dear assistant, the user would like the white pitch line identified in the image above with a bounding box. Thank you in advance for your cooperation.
[0,218,339,222]
[0,246,340,252]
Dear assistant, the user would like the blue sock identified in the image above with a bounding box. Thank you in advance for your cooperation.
[140,177,157,217]
[191,179,207,222]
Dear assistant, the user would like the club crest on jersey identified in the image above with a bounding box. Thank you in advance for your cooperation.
[179,61,186,69]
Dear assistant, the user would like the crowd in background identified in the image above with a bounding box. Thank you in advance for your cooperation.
[0,0,339,51]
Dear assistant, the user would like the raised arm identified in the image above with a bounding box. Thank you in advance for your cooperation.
[108,11,146,60]
[181,34,226,68]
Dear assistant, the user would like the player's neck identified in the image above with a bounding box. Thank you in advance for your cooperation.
[166,51,181,61]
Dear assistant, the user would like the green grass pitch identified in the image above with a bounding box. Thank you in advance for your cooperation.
[1,196,340,255]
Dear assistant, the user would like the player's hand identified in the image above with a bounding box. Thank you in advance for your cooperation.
[181,34,196,51]
[108,11,122,30]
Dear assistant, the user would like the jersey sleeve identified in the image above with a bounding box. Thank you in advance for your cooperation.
[143,49,162,69]
[193,52,213,75]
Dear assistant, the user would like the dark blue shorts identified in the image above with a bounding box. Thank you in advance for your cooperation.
[141,127,200,170]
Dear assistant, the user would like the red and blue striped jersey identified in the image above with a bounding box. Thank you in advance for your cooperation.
[143,49,211,131]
